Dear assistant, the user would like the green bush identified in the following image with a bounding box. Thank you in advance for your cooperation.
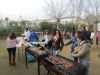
[0,26,23,37]
[0,28,8,37]
[39,21,55,31]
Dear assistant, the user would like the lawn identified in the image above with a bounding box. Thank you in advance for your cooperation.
[0,39,100,75]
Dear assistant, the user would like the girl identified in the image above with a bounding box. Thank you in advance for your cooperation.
[7,32,17,65]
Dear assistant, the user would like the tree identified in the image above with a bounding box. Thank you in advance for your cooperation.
[5,17,9,21]
[83,0,100,45]
[39,21,54,31]
[20,20,27,29]
[5,17,9,27]
[44,0,69,29]
[9,20,18,26]
[70,0,100,45]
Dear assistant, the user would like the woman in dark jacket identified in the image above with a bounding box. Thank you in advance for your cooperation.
[52,29,64,55]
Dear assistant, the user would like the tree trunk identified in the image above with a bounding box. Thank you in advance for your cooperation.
[93,22,97,45]
[57,18,60,30]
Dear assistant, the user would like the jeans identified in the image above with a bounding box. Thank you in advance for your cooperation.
[79,60,89,75]
[52,50,60,55]
[7,47,16,56]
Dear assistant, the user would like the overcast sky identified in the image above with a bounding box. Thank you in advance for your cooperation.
[0,0,93,21]
[0,0,47,20]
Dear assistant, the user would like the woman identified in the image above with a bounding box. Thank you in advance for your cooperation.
[52,29,64,55]
[70,31,90,75]
[44,30,52,51]
[6,32,17,65]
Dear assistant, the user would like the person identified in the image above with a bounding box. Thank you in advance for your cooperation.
[28,29,38,42]
[90,31,94,45]
[81,27,91,43]
[96,31,100,45]
[63,30,66,39]
[65,31,79,62]
[44,30,53,51]
[86,27,91,42]
[70,32,90,75]
[52,29,64,55]
[65,31,79,53]
[23,28,30,41]
[6,32,17,65]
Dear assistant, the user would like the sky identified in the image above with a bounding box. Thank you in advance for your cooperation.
[0,0,47,20]
[0,0,94,21]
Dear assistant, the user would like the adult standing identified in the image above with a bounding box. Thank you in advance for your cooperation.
[81,27,91,43]
[70,32,90,75]
[65,31,79,62]
[29,29,38,42]
[52,29,64,55]
[6,32,17,65]
[90,31,94,45]
[23,28,30,41]
[44,30,53,51]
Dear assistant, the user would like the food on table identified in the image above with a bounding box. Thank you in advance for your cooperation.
[48,55,73,69]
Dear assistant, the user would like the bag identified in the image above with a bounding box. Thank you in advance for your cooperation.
[27,54,37,62]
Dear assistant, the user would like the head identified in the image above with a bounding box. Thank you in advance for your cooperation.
[55,29,61,36]
[45,30,50,35]
[8,32,16,40]
[74,31,78,38]
[76,31,85,43]
[86,27,89,31]
[82,27,86,31]
[25,28,29,31]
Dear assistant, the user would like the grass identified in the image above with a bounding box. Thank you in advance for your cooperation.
[0,39,100,75]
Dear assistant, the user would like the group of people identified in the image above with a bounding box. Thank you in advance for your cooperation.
[6,27,91,75]
[44,29,64,55]
[23,28,38,42]
[43,28,90,75]
[6,28,39,65]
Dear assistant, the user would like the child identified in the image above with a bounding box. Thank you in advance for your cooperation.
[6,32,17,65]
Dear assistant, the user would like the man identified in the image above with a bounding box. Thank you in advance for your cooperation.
[29,29,38,42]
[23,28,30,41]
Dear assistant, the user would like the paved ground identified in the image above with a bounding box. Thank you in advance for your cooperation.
[0,39,100,75]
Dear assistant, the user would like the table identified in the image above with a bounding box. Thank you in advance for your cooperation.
[29,42,45,44]
[25,47,47,75]
[41,55,84,75]
[25,47,84,75]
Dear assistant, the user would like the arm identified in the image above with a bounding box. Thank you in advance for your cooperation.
[70,44,89,57]
[65,40,72,46]
[65,38,75,46]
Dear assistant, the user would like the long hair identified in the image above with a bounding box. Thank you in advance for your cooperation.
[53,29,62,36]
[8,32,16,40]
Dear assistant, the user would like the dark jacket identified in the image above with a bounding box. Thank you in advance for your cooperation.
[52,37,64,50]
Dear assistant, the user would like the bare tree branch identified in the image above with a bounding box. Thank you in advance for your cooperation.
[44,0,69,19]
